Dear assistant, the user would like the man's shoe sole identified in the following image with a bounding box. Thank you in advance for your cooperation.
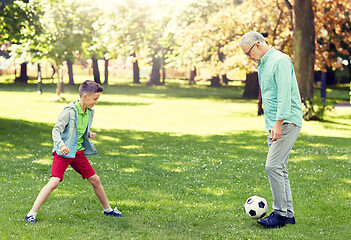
[258,221,285,228]
[285,217,295,224]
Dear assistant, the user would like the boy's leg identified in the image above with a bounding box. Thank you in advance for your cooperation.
[31,177,61,212]
[87,174,110,209]
[70,151,109,208]
[69,152,109,208]
[25,177,61,223]
[71,152,124,217]
[26,153,70,223]
[87,175,124,217]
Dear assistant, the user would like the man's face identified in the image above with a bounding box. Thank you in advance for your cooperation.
[242,42,260,62]
[83,92,101,109]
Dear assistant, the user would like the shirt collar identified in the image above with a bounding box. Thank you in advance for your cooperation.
[74,101,86,115]
[260,47,275,64]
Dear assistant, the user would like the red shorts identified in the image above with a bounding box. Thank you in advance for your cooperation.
[51,150,96,181]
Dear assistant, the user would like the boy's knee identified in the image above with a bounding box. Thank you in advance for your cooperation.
[47,177,60,190]
[88,174,101,186]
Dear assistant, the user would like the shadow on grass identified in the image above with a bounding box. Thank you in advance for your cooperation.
[1,117,350,238]
[97,101,151,107]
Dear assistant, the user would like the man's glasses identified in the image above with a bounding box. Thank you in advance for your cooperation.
[245,42,259,57]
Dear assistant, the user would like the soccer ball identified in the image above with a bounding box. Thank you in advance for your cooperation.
[244,196,268,219]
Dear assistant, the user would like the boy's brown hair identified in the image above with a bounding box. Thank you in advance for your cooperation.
[79,80,103,97]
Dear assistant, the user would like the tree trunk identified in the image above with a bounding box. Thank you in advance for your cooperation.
[258,87,263,115]
[242,72,259,99]
[348,59,351,104]
[222,74,229,85]
[15,62,28,83]
[148,56,162,85]
[209,76,221,87]
[293,0,315,101]
[37,63,42,94]
[67,60,74,85]
[208,76,221,87]
[132,52,140,84]
[104,58,109,85]
[92,56,101,84]
[56,65,63,95]
[162,66,166,84]
[51,64,56,80]
[326,67,336,86]
[189,66,196,85]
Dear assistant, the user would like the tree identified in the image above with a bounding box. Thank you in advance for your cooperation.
[314,0,351,104]
[115,0,149,84]
[79,1,112,85]
[39,0,90,87]
[95,0,150,85]
[293,0,316,119]
[0,1,43,83]
[172,0,236,85]
[174,0,294,86]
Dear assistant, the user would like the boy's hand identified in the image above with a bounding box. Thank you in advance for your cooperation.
[60,145,70,155]
[89,132,97,140]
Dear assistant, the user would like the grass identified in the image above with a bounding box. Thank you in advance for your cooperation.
[0,78,350,239]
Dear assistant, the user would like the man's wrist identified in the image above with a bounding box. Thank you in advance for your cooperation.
[275,120,284,126]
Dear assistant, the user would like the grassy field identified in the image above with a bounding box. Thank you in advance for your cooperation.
[0,78,350,239]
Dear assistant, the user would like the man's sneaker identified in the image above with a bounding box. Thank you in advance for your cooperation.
[104,207,124,217]
[25,215,36,224]
[285,216,296,224]
[257,212,286,228]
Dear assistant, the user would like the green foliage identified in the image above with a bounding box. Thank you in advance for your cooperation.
[39,0,100,64]
[2,0,350,87]
[302,98,334,121]
[0,82,350,239]
[314,0,351,71]
[1,0,43,64]
[173,0,294,78]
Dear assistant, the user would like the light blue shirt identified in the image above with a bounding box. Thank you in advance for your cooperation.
[258,48,303,131]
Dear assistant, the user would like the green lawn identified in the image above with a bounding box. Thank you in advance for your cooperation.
[0,79,350,239]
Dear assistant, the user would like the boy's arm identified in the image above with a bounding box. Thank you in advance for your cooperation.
[52,109,71,149]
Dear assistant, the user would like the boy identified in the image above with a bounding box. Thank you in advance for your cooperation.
[25,80,123,224]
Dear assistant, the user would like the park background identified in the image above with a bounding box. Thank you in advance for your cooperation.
[0,0,350,239]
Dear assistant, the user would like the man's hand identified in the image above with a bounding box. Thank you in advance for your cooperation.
[271,120,284,142]
[60,145,70,155]
[89,132,97,140]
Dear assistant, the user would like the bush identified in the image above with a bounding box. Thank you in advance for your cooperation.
[302,98,334,121]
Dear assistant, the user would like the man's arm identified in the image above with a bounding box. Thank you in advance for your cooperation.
[271,120,284,142]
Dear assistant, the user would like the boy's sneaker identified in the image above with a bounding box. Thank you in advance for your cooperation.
[104,207,124,217]
[25,215,36,224]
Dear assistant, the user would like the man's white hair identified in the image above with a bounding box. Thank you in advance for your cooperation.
[240,31,265,47]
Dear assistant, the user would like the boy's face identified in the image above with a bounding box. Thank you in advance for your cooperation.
[82,92,101,109]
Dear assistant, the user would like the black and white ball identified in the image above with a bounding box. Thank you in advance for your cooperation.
[244,196,268,219]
